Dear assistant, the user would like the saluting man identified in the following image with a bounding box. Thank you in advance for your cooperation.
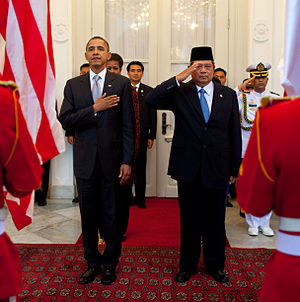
[146,46,241,283]
[238,62,279,237]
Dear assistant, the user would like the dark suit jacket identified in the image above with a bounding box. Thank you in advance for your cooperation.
[59,71,135,180]
[137,83,157,143]
[146,77,241,189]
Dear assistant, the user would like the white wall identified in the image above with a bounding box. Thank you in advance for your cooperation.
[228,0,285,94]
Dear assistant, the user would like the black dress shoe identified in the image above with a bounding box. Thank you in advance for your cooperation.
[226,200,233,207]
[136,202,146,209]
[37,200,47,206]
[205,269,229,283]
[72,197,79,203]
[174,271,192,283]
[79,266,102,284]
[101,266,117,285]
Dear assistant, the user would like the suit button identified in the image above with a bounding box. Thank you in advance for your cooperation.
[203,145,207,149]
[204,127,207,131]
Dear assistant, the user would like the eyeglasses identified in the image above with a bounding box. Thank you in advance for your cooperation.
[196,64,213,70]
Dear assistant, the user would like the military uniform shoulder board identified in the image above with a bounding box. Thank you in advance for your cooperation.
[0,80,18,89]
[270,91,280,96]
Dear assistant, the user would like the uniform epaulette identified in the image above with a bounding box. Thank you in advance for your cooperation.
[260,96,292,108]
[0,80,18,89]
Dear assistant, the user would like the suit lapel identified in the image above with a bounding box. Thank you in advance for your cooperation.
[183,80,205,122]
[210,83,223,121]
[138,83,145,98]
[80,72,94,105]
[103,71,115,95]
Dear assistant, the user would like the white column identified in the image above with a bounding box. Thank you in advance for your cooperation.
[49,0,74,199]
[248,0,285,94]
[228,0,250,88]
[72,0,93,77]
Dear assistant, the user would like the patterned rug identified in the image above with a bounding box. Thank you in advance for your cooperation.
[16,244,274,301]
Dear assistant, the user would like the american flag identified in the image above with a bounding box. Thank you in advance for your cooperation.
[0,0,65,230]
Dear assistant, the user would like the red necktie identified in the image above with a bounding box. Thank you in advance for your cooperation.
[132,86,140,182]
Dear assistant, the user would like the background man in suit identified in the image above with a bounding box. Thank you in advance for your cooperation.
[117,61,157,242]
[213,67,235,207]
[107,53,124,74]
[126,61,157,209]
[79,63,90,75]
[59,36,134,285]
[213,67,227,86]
[146,47,241,283]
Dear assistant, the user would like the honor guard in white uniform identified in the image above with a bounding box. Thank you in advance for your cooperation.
[237,62,279,237]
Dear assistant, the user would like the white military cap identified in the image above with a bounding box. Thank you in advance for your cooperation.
[246,62,271,77]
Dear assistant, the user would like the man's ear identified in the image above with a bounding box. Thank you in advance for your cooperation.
[107,52,112,61]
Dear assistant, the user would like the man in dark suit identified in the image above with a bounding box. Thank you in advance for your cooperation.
[118,61,157,242]
[146,47,241,283]
[126,61,157,209]
[59,36,134,285]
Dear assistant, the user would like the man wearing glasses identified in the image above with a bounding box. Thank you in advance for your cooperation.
[146,46,241,283]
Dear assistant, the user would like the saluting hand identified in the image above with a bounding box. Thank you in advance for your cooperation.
[93,93,120,113]
[176,62,201,83]
[238,76,255,92]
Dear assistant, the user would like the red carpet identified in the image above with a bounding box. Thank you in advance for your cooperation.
[76,197,230,247]
[125,198,180,246]
[16,244,273,301]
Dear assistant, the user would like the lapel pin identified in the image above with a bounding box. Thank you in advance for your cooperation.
[220,94,223,98]
[108,84,112,87]
[141,89,144,93]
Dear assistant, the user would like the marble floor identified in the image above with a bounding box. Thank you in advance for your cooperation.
[4,198,279,249]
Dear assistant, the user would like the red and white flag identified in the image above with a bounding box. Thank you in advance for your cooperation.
[280,0,300,96]
[0,0,65,230]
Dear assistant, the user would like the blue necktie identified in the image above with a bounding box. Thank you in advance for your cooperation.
[199,88,209,123]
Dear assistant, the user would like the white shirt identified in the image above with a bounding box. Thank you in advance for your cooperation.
[238,89,278,157]
[131,82,140,92]
[195,81,214,113]
[89,68,107,96]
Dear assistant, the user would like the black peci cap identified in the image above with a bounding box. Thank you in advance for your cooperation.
[190,46,214,63]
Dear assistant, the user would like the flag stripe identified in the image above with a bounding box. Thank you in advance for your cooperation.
[2,0,65,230]
[12,0,47,104]
[10,0,63,162]
[6,3,41,143]
[0,0,9,38]
[47,0,55,76]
